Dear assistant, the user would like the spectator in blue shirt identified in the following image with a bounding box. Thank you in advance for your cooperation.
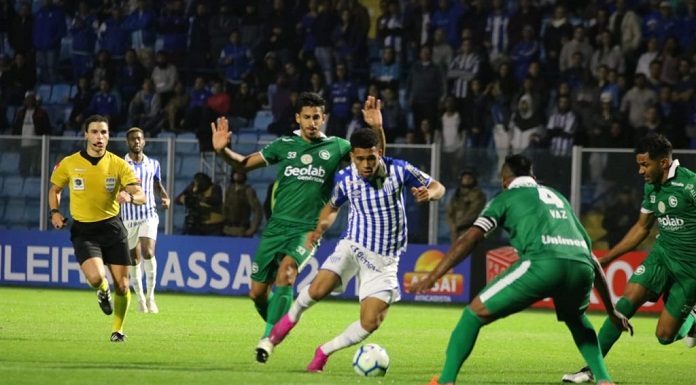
[98,6,129,61]
[123,0,156,66]
[87,79,120,125]
[70,2,97,80]
[32,0,67,83]
[157,0,188,63]
[182,76,212,133]
[219,30,251,90]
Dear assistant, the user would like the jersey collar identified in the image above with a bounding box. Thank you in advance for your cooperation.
[508,176,537,189]
[125,153,148,164]
[666,159,680,180]
[293,129,327,140]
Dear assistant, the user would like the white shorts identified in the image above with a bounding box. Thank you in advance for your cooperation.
[320,239,401,304]
[123,216,159,249]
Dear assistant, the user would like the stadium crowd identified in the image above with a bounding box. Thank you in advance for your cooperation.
[2,0,696,161]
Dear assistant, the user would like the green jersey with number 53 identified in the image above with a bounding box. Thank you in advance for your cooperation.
[640,160,696,263]
[473,176,593,265]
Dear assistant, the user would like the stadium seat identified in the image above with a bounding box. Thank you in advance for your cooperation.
[258,133,277,143]
[253,110,274,131]
[49,83,71,104]
[5,197,27,225]
[3,176,24,198]
[0,152,20,175]
[22,177,42,199]
[179,155,201,177]
[36,84,52,103]
[237,130,258,143]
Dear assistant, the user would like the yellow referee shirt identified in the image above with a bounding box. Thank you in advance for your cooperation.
[50,150,139,222]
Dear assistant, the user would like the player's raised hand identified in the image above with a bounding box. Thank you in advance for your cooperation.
[211,117,232,152]
[411,186,430,202]
[361,96,382,129]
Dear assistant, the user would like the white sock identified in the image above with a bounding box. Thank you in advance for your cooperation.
[144,257,157,300]
[320,320,371,355]
[129,262,145,302]
[288,285,316,322]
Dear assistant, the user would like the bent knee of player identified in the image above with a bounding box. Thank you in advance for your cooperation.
[655,327,678,344]
[113,281,129,295]
[359,315,382,333]
[470,297,493,318]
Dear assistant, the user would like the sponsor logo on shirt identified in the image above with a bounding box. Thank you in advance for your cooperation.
[657,215,685,230]
[283,165,326,183]
[73,177,85,191]
[540,234,588,249]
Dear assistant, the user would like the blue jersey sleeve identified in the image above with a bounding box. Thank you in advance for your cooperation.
[153,159,161,182]
[329,168,349,208]
[401,160,432,188]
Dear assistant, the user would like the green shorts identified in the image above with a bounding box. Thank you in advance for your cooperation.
[628,245,696,320]
[251,219,317,283]
[479,258,594,321]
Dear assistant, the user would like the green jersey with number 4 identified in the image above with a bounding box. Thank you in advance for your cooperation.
[640,160,696,264]
[473,176,592,265]
[260,133,351,226]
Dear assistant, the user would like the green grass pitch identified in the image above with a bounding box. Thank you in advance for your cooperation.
[0,287,692,385]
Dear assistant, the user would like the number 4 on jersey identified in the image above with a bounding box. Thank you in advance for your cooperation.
[538,187,568,219]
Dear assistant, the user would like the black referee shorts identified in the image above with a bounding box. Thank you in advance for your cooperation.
[70,216,133,266]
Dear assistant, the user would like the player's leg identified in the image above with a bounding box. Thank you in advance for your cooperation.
[80,256,113,315]
[249,280,273,321]
[270,269,342,345]
[435,259,548,385]
[558,261,612,384]
[272,240,358,345]
[108,263,131,342]
[140,236,158,313]
[654,277,696,345]
[125,222,146,311]
[308,297,390,372]
[129,243,147,312]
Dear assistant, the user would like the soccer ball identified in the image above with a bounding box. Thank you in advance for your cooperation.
[352,343,390,377]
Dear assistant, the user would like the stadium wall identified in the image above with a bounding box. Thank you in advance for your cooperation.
[0,230,471,304]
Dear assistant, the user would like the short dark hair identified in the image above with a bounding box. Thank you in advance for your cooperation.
[350,128,381,149]
[635,133,672,160]
[504,154,534,177]
[296,92,326,113]
[83,115,109,132]
[126,127,144,138]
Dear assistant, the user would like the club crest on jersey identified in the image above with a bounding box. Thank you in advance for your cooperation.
[668,196,678,207]
[251,262,259,273]
[319,150,330,160]
[657,201,666,213]
[73,177,85,191]
[105,177,116,192]
[650,194,656,203]
[301,154,313,165]
[634,265,645,275]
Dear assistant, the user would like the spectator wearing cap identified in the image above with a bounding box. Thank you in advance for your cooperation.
[445,168,486,243]
[12,91,51,176]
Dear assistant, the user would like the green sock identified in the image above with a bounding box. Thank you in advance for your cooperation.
[676,312,695,340]
[255,291,273,322]
[262,286,293,338]
[597,297,637,357]
[439,307,482,384]
[566,314,611,382]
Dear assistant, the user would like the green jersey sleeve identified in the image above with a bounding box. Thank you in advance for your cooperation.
[473,193,506,234]
[259,138,285,165]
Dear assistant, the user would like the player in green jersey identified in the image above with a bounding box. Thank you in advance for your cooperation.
[410,154,632,385]
[211,92,385,363]
[563,133,696,384]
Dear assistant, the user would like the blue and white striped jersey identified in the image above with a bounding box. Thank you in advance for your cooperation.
[330,156,432,257]
[120,153,161,221]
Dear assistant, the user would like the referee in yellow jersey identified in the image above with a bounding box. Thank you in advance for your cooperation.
[48,115,146,342]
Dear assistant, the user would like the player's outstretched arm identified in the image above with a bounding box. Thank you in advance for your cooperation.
[408,226,485,293]
[211,117,266,171]
[120,184,146,205]
[591,254,634,335]
[361,96,386,155]
[599,212,655,266]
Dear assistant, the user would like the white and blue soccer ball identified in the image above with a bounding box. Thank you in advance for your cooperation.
[352,343,390,377]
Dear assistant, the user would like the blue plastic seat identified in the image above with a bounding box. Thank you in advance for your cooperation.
[253,110,274,131]
[50,83,71,104]
[36,84,52,103]
[3,176,24,197]
[0,153,20,175]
